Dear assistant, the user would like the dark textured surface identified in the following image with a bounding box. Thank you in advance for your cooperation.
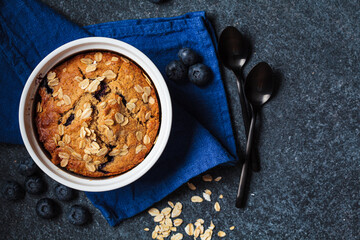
[1,0,359,239]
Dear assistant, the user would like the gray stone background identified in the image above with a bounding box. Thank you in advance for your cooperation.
[1,0,359,239]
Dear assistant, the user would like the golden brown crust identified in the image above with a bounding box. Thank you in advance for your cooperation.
[35,51,160,177]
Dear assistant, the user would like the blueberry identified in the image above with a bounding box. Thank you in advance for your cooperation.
[25,175,46,194]
[165,60,187,83]
[178,48,200,66]
[36,198,58,219]
[1,181,25,201]
[188,63,212,87]
[17,158,38,176]
[54,184,75,201]
[68,205,90,226]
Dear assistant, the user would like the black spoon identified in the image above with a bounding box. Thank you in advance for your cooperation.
[218,27,252,160]
[236,62,274,208]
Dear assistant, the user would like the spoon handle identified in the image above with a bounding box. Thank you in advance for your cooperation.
[233,69,251,134]
[236,108,256,208]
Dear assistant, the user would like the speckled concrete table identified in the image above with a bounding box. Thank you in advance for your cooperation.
[1,0,359,239]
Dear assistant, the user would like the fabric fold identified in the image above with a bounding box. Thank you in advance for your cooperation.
[0,0,237,225]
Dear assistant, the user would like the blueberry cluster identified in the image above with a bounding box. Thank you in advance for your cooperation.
[166,47,212,87]
[1,158,90,226]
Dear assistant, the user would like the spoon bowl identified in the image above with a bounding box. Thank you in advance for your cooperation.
[245,62,274,108]
[218,26,249,70]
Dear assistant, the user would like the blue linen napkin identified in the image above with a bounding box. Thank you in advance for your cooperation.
[0,0,237,226]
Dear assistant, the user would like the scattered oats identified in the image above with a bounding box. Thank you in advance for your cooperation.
[104,119,114,126]
[121,117,129,126]
[96,76,105,81]
[102,69,117,80]
[148,208,160,217]
[74,76,83,82]
[108,99,117,105]
[53,87,62,98]
[171,203,182,218]
[203,192,211,202]
[217,231,226,237]
[219,194,223,199]
[170,233,183,240]
[144,228,150,232]
[168,201,175,208]
[105,61,111,65]
[173,219,183,227]
[48,78,59,87]
[165,218,173,227]
[85,63,97,73]
[115,112,124,123]
[106,129,114,139]
[196,219,204,224]
[63,95,71,105]
[202,174,213,182]
[99,102,107,109]
[121,56,129,63]
[81,58,93,65]
[62,68,67,72]
[154,214,164,222]
[56,100,65,107]
[187,182,196,191]
[209,221,215,230]
[109,149,120,156]
[47,71,56,80]
[58,124,65,136]
[152,230,157,239]
[214,202,220,212]
[143,134,151,145]
[79,78,90,89]
[134,84,144,93]
[136,131,143,141]
[58,141,65,147]
[185,223,194,236]
[129,98,138,103]
[60,158,68,167]
[194,227,201,238]
[59,152,69,159]
[148,96,155,105]
[144,86,151,96]
[71,152,82,160]
[135,144,145,154]
[229,226,235,230]
[85,162,96,172]
[63,134,71,144]
[94,52,103,62]
[97,147,108,156]
[191,196,203,203]
[142,92,149,103]
[85,127,91,136]
[145,111,151,120]
[91,142,100,150]
[214,176,222,182]
[83,154,92,162]
[111,57,119,61]
[86,79,100,93]
[126,102,136,111]
[36,102,42,113]
[204,189,212,195]
[81,108,92,119]
[75,109,82,118]
[161,207,172,216]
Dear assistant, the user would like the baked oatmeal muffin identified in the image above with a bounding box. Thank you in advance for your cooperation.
[35,51,160,177]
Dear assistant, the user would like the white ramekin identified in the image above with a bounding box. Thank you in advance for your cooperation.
[19,37,172,192]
